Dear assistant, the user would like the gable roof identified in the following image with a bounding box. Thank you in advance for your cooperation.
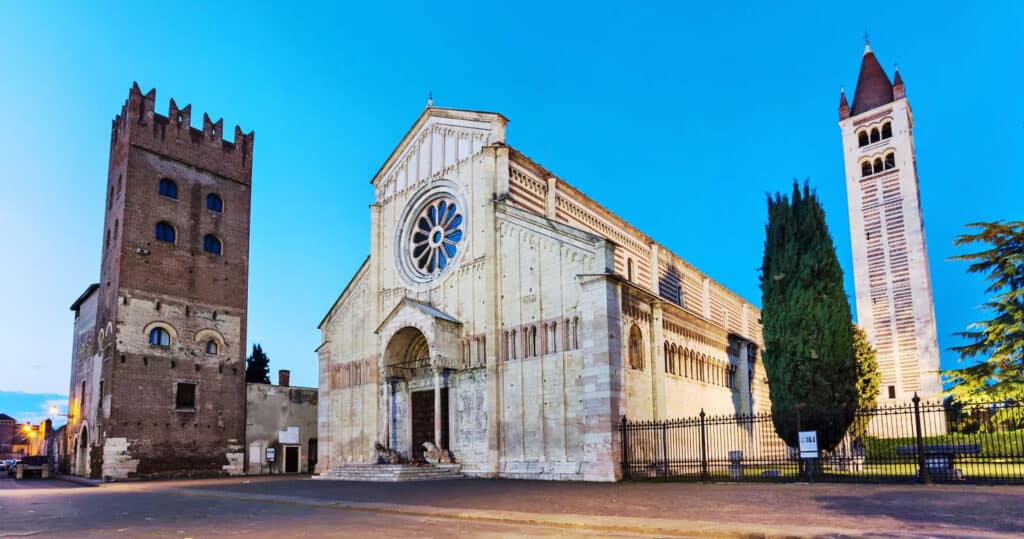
[0,413,16,422]
[374,297,461,334]
[369,106,508,186]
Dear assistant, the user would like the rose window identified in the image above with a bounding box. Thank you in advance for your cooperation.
[410,198,463,275]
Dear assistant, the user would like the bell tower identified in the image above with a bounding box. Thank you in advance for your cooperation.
[838,41,941,402]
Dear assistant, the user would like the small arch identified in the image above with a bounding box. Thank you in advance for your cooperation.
[873,158,883,174]
[510,329,518,360]
[156,222,176,243]
[628,324,644,370]
[528,325,538,357]
[870,128,880,143]
[626,258,634,282]
[203,234,222,255]
[861,161,872,177]
[572,316,580,349]
[884,152,895,170]
[664,341,671,373]
[143,321,179,344]
[206,193,224,213]
[159,178,178,199]
[549,322,558,354]
[881,122,893,139]
[857,130,869,147]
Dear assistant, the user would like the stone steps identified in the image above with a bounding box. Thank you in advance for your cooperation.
[316,464,463,482]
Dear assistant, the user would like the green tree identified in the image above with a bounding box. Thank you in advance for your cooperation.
[760,181,858,450]
[943,220,1024,404]
[849,324,881,439]
[246,343,271,384]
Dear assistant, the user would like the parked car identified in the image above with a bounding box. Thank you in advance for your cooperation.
[0,461,7,472]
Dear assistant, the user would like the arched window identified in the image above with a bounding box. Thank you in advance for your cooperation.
[628,325,644,370]
[664,342,671,373]
[510,330,518,360]
[626,258,634,282]
[149,327,170,347]
[861,161,873,177]
[205,340,218,355]
[155,222,176,243]
[873,158,883,174]
[549,322,558,354]
[881,122,893,139]
[870,128,880,143]
[677,285,684,306]
[207,193,223,213]
[572,317,580,350]
[159,178,177,199]
[884,152,895,170]
[502,331,509,362]
[203,234,222,255]
[530,325,538,356]
[857,131,869,147]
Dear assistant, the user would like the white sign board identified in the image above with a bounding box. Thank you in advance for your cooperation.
[799,430,818,458]
[249,444,261,463]
[265,447,276,462]
[279,426,299,444]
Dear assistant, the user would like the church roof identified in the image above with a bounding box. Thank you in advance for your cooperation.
[850,43,894,116]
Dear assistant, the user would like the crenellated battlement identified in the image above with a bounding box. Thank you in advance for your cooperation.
[111,82,254,183]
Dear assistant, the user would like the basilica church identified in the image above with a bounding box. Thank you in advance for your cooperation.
[316,107,769,481]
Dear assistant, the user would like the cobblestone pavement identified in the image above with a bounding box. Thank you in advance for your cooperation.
[3,475,1023,538]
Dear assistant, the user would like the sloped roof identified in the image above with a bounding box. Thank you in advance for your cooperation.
[0,413,16,422]
[850,43,894,116]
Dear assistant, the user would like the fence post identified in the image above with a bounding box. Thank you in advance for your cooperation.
[699,409,708,482]
[662,421,669,478]
[620,416,629,480]
[913,393,930,484]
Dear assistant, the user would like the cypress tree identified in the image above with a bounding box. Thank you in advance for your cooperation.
[760,181,858,450]
[245,343,271,384]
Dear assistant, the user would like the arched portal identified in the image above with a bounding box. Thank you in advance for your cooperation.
[381,326,448,461]
[76,424,89,477]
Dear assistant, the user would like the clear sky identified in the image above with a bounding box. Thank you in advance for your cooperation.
[0,1,1020,400]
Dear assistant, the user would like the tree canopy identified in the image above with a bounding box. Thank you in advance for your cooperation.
[246,343,271,384]
[849,323,881,440]
[760,181,858,450]
[943,220,1024,403]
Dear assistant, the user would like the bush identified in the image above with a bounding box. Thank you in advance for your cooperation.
[864,430,1024,459]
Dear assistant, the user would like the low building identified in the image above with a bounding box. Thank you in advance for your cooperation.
[245,370,318,474]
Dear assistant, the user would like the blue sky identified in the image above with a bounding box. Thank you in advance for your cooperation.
[0,2,1020,409]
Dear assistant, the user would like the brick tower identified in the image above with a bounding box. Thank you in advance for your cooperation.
[838,42,941,402]
[66,83,254,479]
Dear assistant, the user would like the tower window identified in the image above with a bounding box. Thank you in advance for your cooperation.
[149,327,170,347]
[155,222,176,243]
[881,122,893,139]
[175,382,196,410]
[873,158,883,174]
[205,340,219,355]
[677,285,684,306]
[203,234,222,255]
[206,193,223,213]
[626,258,634,282]
[159,178,178,199]
[870,128,880,143]
[861,162,873,177]
[857,131,869,147]
[884,152,895,170]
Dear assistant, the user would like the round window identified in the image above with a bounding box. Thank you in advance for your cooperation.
[411,198,464,275]
[395,180,468,288]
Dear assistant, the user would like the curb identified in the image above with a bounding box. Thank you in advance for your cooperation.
[54,473,102,487]
[170,487,857,538]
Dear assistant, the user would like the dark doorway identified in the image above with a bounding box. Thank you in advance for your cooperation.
[411,388,448,460]
[308,438,318,472]
[284,446,299,473]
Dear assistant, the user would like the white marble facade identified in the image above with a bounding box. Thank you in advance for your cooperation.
[317,107,768,481]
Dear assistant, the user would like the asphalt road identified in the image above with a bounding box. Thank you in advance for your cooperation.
[0,476,642,538]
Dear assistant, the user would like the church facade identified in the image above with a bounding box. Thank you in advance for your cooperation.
[317,107,769,481]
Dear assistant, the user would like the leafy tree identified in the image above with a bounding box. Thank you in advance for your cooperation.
[849,324,881,439]
[245,343,271,384]
[760,181,858,450]
[943,220,1024,404]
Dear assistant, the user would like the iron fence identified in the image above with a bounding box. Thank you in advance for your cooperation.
[621,395,1024,484]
